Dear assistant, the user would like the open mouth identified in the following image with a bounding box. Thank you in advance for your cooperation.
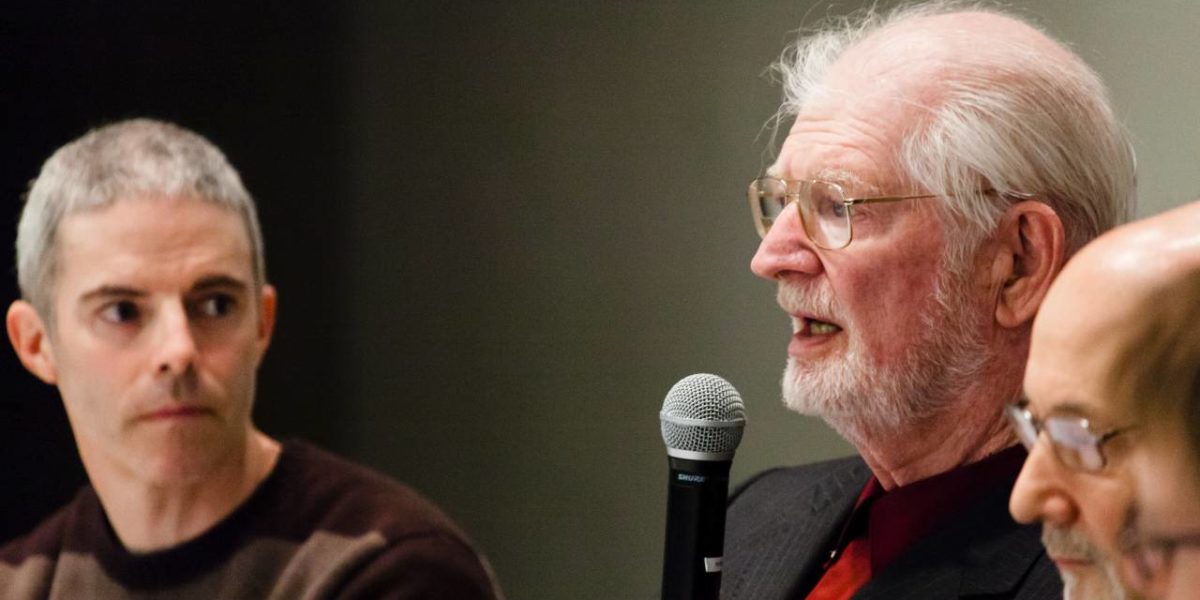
[799,316,843,337]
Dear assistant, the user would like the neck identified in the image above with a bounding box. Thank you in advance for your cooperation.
[847,399,1017,489]
[89,431,281,552]
[835,346,1026,489]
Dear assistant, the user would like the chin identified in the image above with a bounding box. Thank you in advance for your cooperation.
[1060,564,1134,600]
[131,429,243,486]
[137,449,224,486]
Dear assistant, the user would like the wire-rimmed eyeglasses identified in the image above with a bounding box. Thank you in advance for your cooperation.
[747,177,938,249]
[1004,401,1136,473]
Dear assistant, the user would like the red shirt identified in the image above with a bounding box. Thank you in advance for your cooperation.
[806,445,1028,600]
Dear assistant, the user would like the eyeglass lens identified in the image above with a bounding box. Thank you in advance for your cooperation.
[1005,404,1106,472]
[749,178,852,248]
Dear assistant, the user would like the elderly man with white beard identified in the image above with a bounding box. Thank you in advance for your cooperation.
[721,3,1136,600]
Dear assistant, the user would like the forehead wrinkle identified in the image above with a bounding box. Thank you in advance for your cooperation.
[776,113,905,190]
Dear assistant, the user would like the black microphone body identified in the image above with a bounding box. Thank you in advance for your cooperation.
[662,456,731,600]
[659,374,746,600]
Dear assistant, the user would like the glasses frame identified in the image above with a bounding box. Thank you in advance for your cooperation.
[747,177,939,249]
[1004,401,1136,473]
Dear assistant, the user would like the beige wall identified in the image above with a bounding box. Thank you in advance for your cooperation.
[1032,0,1200,215]
[340,2,1200,598]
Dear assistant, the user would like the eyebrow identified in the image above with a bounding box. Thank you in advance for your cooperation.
[79,285,147,303]
[78,275,250,303]
[191,275,249,294]
[1019,394,1102,421]
[765,167,872,192]
[1043,402,1097,420]
[812,167,865,188]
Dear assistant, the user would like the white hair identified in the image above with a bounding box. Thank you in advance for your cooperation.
[15,118,266,321]
[769,1,1136,266]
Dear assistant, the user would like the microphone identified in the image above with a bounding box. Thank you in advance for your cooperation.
[659,373,746,600]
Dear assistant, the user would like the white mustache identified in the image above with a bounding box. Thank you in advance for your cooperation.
[776,282,844,325]
[1042,526,1102,561]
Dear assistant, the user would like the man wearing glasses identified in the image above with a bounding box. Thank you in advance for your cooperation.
[1010,200,1200,600]
[723,4,1135,600]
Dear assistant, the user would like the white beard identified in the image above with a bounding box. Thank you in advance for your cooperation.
[779,263,991,441]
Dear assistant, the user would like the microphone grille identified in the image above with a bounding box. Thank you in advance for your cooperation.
[660,373,746,458]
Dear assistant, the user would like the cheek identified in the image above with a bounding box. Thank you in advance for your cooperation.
[1170,553,1200,599]
[836,259,943,354]
[197,333,262,390]
[52,349,134,431]
[1082,480,1134,553]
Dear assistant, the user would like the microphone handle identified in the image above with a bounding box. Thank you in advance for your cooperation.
[661,457,732,600]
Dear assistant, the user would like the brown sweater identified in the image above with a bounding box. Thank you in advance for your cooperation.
[0,440,502,599]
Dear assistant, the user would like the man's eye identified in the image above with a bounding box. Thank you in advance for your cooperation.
[197,294,236,318]
[100,301,140,324]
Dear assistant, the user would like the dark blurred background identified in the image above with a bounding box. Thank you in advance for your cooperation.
[2,2,1197,598]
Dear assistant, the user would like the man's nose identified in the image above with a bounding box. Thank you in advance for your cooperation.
[1010,441,1080,527]
[750,202,824,281]
[155,302,198,377]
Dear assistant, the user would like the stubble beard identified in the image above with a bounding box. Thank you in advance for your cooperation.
[779,262,992,443]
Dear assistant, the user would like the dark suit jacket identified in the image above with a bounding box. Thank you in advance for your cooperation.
[722,456,1062,599]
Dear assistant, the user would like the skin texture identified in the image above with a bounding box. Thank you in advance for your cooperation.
[1011,201,1200,599]
[752,12,1066,489]
[6,195,279,551]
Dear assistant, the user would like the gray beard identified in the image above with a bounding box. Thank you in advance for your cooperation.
[1061,570,1131,600]
[1044,526,1136,600]
[779,264,991,441]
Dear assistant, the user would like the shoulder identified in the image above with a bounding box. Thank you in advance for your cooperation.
[0,487,92,596]
[271,440,468,541]
[0,485,94,563]
[267,440,502,599]
[729,455,868,511]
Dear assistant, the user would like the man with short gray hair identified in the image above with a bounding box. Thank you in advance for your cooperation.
[0,119,501,599]
[725,3,1134,599]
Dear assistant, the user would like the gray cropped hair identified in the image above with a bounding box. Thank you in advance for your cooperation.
[15,118,266,320]
[769,1,1136,268]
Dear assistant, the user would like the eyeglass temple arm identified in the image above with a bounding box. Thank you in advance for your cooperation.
[845,194,940,206]
[847,189,1036,206]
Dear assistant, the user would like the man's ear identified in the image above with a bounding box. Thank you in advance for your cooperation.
[254,285,277,363]
[6,300,58,384]
[990,201,1066,329]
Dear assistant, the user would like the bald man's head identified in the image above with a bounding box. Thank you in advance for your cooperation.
[1013,201,1200,600]
[1036,201,1200,416]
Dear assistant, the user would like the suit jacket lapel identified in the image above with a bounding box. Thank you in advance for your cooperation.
[723,458,871,600]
